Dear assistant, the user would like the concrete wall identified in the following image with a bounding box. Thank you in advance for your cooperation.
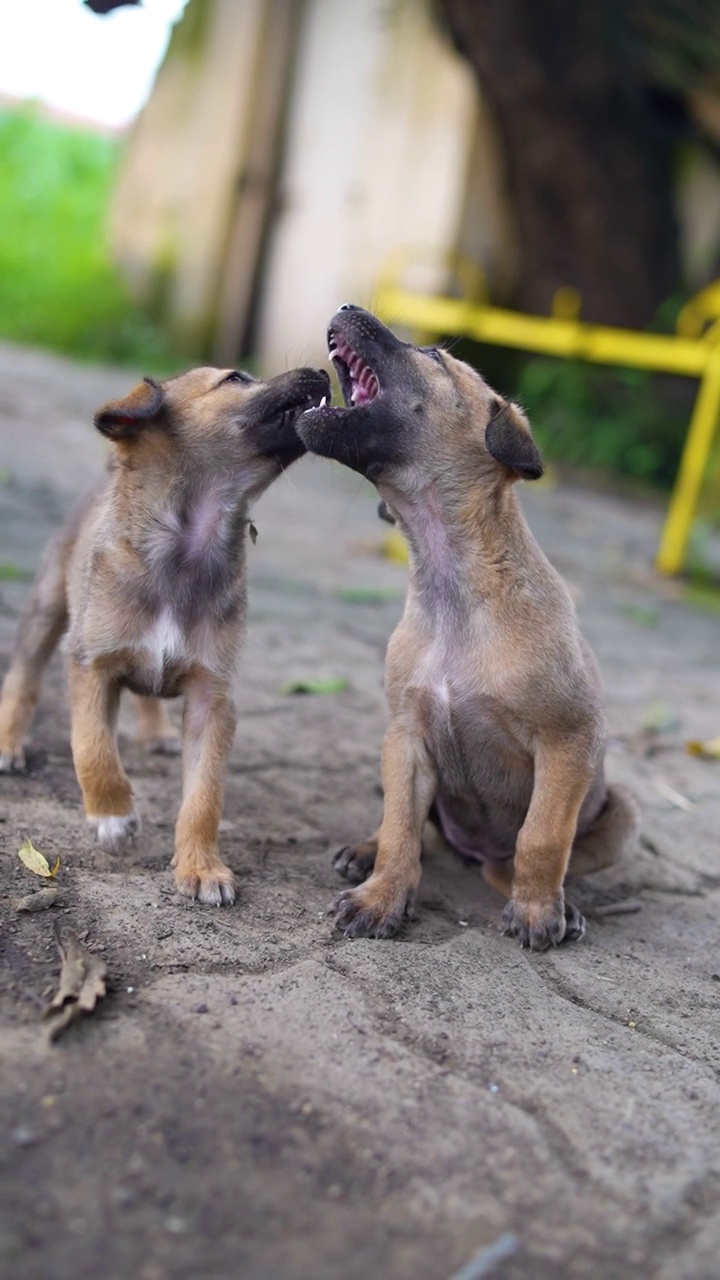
[255,0,480,371]
[110,0,274,355]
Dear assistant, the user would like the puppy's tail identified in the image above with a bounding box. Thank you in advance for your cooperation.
[567,784,640,879]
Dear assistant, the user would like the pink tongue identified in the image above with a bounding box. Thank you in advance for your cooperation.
[351,370,378,405]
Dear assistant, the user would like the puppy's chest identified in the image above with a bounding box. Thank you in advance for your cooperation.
[144,493,242,596]
[404,642,530,793]
[122,607,231,696]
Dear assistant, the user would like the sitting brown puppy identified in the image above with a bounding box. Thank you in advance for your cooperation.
[0,364,329,905]
[298,305,639,949]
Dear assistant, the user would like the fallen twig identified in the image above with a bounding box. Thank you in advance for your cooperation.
[585,899,643,918]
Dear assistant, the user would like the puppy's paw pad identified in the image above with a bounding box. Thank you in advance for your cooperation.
[0,747,27,773]
[88,812,141,853]
[332,845,375,884]
[174,866,236,907]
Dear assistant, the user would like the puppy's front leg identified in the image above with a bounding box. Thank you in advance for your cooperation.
[172,674,236,906]
[502,740,593,950]
[333,722,435,938]
[68,659,139,852]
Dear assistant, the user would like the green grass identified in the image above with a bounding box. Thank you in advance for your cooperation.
[0,105,176,367]
[516,356,688,489]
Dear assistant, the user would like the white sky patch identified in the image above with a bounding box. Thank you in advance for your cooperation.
[0,0,188,129]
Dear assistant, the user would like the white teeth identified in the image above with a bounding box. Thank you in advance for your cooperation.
[305,394,327,415]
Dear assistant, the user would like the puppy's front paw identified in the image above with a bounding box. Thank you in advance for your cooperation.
[87,812,141,853]
[332,874,414,939]
[173,860,236,907]
[0,745,26,772]
[332,840,377,884]
[502,893,584,951]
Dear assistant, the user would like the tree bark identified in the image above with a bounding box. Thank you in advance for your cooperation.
[439,0,680,327]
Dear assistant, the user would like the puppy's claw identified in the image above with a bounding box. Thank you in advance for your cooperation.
[331,885,410,940]
[174,864,236,907]
[501,894,585,950]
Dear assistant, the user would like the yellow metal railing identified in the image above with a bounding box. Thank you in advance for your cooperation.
[373,252,720,575]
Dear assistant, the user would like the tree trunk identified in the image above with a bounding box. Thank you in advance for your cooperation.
[439,0,680,327]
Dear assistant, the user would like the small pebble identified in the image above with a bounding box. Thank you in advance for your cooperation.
[110,1185,134,1207]
[12,1127,36,1147]
[164,1216,188,1235]
[194,1002,208,1014]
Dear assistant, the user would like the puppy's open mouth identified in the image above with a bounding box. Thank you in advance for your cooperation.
[328,332,380,409]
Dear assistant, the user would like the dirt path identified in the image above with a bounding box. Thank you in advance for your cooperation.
[1,343,719,1280]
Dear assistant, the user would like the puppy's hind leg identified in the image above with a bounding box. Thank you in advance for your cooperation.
[68,659,140,851]
[0,530,69,771]
[134,695,181,755]
[567,784,640,878]
[172,674,237,906]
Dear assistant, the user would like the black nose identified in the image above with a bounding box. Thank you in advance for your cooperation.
[338,302,359,311]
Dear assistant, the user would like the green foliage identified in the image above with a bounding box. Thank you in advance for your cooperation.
[516,357,688,488]
[631,0,720,94]
[0,105,175,367]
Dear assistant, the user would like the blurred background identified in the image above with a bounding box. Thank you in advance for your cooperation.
[3,0,720,501]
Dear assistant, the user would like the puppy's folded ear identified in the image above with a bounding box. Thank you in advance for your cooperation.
[485,398,543,481]
[94,378,165,440]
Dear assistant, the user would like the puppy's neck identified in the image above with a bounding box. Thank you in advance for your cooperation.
[114,464,256,621]
[381,479,534,619]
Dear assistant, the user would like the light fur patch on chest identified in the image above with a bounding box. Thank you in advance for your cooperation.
[143,608,186,671]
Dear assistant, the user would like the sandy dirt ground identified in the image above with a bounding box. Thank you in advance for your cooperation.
[1,343,719,1280]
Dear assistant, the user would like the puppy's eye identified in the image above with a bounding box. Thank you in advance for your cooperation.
[219,370,254,386]
[423,348,444,363]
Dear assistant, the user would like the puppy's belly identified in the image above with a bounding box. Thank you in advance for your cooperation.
[119,665,184,699]
[423,691,534,862]
[434,793,514,862]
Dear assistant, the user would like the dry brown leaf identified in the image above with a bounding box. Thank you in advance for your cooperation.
[43,927,107,1041]
[686,736,720,760]
[17,839,60,879]
[14,887,59,913]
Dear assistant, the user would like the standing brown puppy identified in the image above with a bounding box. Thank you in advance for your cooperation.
[0,364,329,905]
[298,305,639,950]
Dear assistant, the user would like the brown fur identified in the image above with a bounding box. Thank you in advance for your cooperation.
[0,363,329,905]
[298,306,640,949]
